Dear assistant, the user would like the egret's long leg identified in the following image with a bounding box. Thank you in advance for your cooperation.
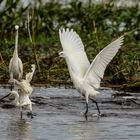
[9,76,14,91]
[20,111,23,119]
[10,84,14,91]
[90,98,101,115]
[0,93,11,101]
[20,107,23,119]
[31,112,34,119]
[83,102,88,120]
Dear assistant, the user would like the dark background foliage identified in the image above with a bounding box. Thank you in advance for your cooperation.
[0,0,139,89]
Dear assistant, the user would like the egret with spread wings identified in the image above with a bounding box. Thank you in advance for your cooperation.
[59,28,124,119]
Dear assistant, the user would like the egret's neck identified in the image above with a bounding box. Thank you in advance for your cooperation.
[13,29,19,57]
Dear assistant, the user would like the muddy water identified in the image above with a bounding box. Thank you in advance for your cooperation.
[0,85,140,140]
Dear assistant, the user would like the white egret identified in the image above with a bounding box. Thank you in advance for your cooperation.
[0,64,35,119]
[59,28,124,119]
[9,25,23,90]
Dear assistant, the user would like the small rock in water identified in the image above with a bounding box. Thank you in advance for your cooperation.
[112,92,132,98]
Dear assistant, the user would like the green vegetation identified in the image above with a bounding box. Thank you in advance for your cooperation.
[0,0,139,90]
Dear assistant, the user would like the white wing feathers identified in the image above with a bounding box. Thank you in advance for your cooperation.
[59,28,90,77]
[59,28,85,52]
[59,29,90,78]
[59,28,124,89]
[84,36,124,89]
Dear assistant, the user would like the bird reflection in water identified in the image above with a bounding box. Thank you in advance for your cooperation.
[7,118,32,140]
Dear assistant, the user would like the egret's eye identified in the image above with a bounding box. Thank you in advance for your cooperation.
[59,51,64,57]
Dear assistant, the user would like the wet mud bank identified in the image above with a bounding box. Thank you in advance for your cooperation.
[0,86,140,118]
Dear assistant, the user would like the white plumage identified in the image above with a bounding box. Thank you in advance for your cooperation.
[9,25,23,82]
[59,28,124,119]
[0,64,35,119]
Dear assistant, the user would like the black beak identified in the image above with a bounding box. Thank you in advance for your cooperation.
[0,93,11,101]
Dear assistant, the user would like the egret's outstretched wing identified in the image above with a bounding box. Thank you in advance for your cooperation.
[84,36,124,89]
[26,64,36,82]
[59,28,85,52]
[59,28,90,77]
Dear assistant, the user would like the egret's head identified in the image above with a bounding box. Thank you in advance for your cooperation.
[9,91,19,97]
[0,91,19,101]
[59,51,65,58]
[15,25,19,30]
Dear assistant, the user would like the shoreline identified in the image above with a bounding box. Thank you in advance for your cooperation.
[0,80,139,93]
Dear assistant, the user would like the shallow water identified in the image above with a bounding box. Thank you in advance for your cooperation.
[0,86,140,140]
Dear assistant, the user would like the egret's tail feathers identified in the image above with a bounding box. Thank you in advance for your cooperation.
[90,90,101,96]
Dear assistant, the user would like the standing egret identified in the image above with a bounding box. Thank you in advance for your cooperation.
[9,25,23,90]
[59,28,124,119]
[0,64,35,119]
